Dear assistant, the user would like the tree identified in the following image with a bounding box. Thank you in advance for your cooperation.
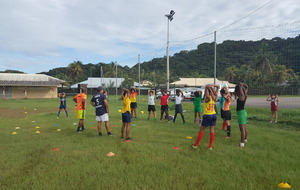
[121,78,134,89]
[67,61,84,83]
[224,66,239,82]
[254,43,277,73]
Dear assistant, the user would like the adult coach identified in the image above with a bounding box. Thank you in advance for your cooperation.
[90,87,112,136]
[73,88,87,133]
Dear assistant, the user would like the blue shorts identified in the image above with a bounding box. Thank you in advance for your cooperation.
[59,105,66,109]
[201,114,217,127]
[122,112,132,123]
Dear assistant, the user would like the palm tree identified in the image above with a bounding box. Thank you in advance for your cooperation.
[254,43,277,73]
[224,66,238,82]
[67,61,84,83]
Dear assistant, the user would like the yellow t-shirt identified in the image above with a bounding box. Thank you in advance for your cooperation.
[129,92,138,103]
[203,96,216,115]
[122,95,131,113]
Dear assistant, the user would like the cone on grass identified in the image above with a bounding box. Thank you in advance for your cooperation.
[56,129,62,132]
[107,152,115,157]
[186,136,192,139]
[278,182,291,188]
[12,132,17,135]
[35,131,41,134]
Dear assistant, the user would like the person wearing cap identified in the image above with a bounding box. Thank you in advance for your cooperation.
[73,88,87,133]
[90,87,112,136]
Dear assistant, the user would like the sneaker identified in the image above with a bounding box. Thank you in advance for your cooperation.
[270,121,273,123]
[125,137,132,142]
[154,118,157,121]
[244,139,247,143]
[147,118,150,120]
[192,145,198,149]
[226,136,230,139]
[98,132,102,136]
[120,136,124,140]
[208,147,213,150]
[274,120,277,123]
[77,130,81,133]
[107,132,112,136]
[240,142,245,147]
[194,119,196,124]
[159,120,162,122]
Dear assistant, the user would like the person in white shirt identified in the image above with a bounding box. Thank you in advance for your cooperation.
[173,89,185,124]
[147,90,156,120]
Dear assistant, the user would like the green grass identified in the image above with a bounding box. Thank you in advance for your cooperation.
[0,96,299,190]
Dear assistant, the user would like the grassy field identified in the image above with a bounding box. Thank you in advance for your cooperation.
[0,96,299,190]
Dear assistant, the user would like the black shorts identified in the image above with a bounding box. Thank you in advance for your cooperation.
[175,104,183,113]
[161,105,168,111]
[222,110,231,120]
[130,102,137,108]
[221,109,225,119]
[148,105,156,112]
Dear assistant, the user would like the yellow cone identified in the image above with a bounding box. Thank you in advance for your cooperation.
[278,182,291,188]
[15,127,20,130]
[186,136,193,139]
[56,129,62,132]
[141,111,144,114]
[35,126,40,129]
[107,152,115,157]
[12,132,17,135]
[35,131,41,134]
[118,110,121,112]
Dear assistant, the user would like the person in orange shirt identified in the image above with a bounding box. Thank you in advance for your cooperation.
[192,84,219,150]
[129,88,138,119]
[220,87,232,138]
[73,88,87,133]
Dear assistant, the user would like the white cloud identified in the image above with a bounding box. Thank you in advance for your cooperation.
[0,0,299,73]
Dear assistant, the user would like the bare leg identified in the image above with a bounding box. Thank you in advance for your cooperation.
[125,123,131,138]
[97,121,102,133]
[104,121,111,133]
[121,123,125,138]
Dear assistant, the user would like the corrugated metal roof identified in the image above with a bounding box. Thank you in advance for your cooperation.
[71,77,140,88]
[0,73,65,86]
[170,78,236,87]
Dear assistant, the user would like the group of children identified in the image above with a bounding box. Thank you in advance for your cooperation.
[57,84,279,147]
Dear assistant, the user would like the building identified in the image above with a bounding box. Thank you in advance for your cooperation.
[0,73,65,99]
[170,78,236,88]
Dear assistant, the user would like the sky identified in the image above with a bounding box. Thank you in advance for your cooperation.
[0,0,299,74]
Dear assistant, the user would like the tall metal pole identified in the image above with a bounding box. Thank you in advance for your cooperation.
[166,19,170,90]
[138,54,141,102]
[101,66,103,86]
[115,62,118,101]
[214,31,217,84]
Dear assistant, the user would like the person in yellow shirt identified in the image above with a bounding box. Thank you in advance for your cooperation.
[129,88,138,119]
[73,88,87,133]
[192,84,219,149]
[121,88,132,141]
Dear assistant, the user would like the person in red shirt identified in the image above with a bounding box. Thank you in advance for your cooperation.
[159,89,171,122]
[267,94,279,123]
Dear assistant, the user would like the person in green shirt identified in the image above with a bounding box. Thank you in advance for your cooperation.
[193,90,203,124]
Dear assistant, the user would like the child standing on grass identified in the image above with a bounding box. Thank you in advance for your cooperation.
[219,89,226,130]
[193,90,203,124]
[129,88,138,119]
[192,84,219,150]
[147,90,156,120]
[267,94,279,123]
[221,87,232,138]
[173,89,185,124]
[234,83,248,147]
[160,89,171,122]
[121,88,132,142]
[73,88,87,133]
[57,92,69,118]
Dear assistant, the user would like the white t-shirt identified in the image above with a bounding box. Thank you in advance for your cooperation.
[175,95,183,104]
[148,95,155,105]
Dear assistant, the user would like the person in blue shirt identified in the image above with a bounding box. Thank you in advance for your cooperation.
[57,92,68,118]
[90,87,112,136]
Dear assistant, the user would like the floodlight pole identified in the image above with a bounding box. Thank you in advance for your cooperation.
[214,31,217,84]
[138,54,141,103]
[115,62,118,101]
[165,10,175,91]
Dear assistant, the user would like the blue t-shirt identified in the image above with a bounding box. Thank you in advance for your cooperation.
[60,97,66,106]
[91,93,107,116]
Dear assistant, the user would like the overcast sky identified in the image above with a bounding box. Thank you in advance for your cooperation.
[0,0,299,74]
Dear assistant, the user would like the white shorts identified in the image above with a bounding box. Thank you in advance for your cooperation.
[96,113,109,122]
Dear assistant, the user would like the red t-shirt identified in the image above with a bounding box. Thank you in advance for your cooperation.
[160,94,170,105]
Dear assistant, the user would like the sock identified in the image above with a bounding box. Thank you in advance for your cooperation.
[57,111,60,117]
[65,111,68,117]
[99,132,102,136]
[209,133,215,148]
[181,115,185,123]
[77,127,80,132]
[194,131,204,146]
[226,125,231,137]
[222,121,226,130]
[82,126,85,130]
[194,119,196,124]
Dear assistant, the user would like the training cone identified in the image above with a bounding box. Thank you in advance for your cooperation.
[12,132,17,135]
[118,110,121,112]
[15,127,20,130]
[186,136,193,139]
[35,131,41,134]
[141,111,144,114]
[53,148,60,151]
[35,126,40,129]
[173,146,179,150]
[56,129,62,132]
[107,152,115,157]
[278,182,291,188]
